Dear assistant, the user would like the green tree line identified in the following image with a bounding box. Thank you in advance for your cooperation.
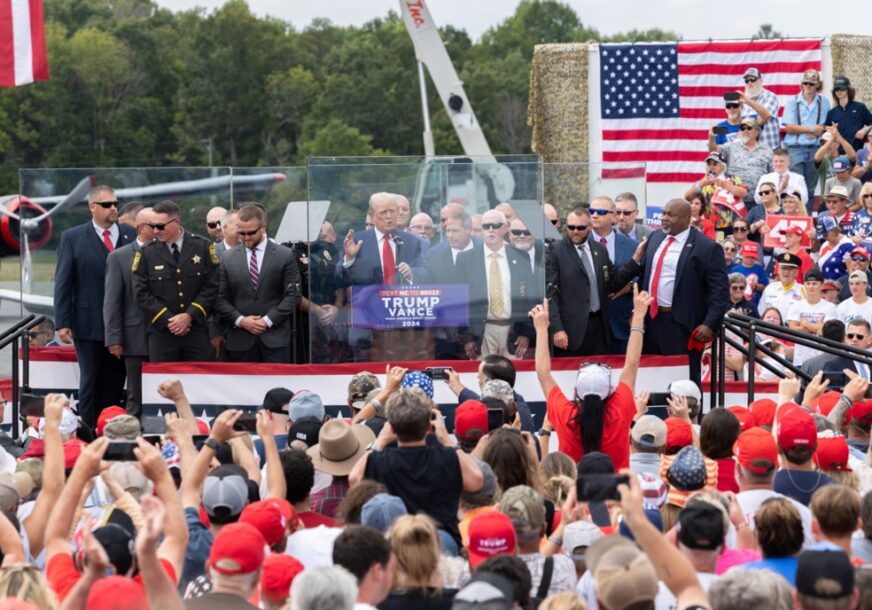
[0,0,678,194]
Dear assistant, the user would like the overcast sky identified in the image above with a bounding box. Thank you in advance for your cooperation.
[152,0,872,41]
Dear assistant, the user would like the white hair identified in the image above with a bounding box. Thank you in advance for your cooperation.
[290,566,357,610]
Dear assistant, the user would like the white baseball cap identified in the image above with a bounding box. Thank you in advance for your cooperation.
[575,364,611,400]
[668,380,702,402]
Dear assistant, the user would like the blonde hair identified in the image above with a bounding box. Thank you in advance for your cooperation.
[861,183,872,211]
[387,514,441,590]
[822,468,861,492]
[0,565,58,610]
[540,453,576,506]
[538,591,588,610]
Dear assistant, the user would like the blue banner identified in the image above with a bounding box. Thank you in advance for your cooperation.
[350,284,470,330]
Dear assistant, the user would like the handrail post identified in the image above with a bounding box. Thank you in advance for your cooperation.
[10,335,19,439]
[718,324,727,407]
[747,320,756,405]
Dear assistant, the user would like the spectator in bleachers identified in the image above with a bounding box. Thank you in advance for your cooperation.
[722,238,738,267]
[713,117,773,211]
[747,181,782,245]
[815,129,857,198]
[817,216,855,280]
[771,225,814,284]
[730,243,768,307]
[754,148,808,209]
[686,152,747,238]
[854,132,872,184]
[688,191,715,239]
[727,272,758,318]
[826,75,872,153]
[739,67,781,150]
[855,184,872,239]
[730,218,753,252]
[836,271,872,325]
[787,269,837,366]
[816,181,857,240]
[708,95,743,146]
[759,252,806,318]
[783,69,830,199]
[824,157,863,208]
[823,280,842,305]
[836,247,872,301]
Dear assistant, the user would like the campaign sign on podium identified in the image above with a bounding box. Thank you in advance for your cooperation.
[350,284,470,330]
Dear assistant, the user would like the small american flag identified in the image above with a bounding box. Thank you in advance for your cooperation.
[0,0,50,86]
[599,39,822,183]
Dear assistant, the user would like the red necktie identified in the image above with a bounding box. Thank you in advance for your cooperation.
[600,237,607,246]
[649,236,676,318]
[382,235,395,284]
[102,229,114,252]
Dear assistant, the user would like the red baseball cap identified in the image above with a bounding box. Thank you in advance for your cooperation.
[665,417,693,450]
[454,400,488,445]
[850,400,872,427]
[96,406,127,436]
[208,522,267,575]
[814,436,852,472]
[240,500,287,547]
[467,511,517,568]
[733,427,779,474]
[783,225,804,236]
[776,406,817,452]
[260,554,304,605]
[740,242,759,257]
[851,246,870,259]
[726,406,755,432]
[263,497,301,533]
[85,576,147,610]
[749,398,777,428]
[813,392,843,417]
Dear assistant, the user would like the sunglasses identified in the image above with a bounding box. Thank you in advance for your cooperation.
[238,226,263,237]
[725,103,740,109]
[510,229,532,236]
[589,209,611,216]
[27,331,48,339]
[94,201,118,209]
[731,285,747,289]
[481,222,504,230]
[802,82,818,87]
[851,256,869,262]
[566,224,588,232]
[834,87,847,93]
[863,194,872,199]
[150,218,179,231]
[759,189,773,196]
[206,221,221,229]
[847,333,867,340]
[724,247,736,252]
[744,77,758,83]
[739,125,755,131]
[732,226,749,232]
[614,210,635,216]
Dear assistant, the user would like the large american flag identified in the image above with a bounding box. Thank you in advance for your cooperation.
[0,0,49,86]
[599,39,822,183]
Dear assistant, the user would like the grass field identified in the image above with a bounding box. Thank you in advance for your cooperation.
[0,251,58,282]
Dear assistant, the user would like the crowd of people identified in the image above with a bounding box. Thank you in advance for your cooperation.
[2,66,872,610]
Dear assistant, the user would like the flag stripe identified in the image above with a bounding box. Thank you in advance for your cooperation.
[0,0,15,87]
[598,39,822,184]
[28,0,47,81]
[11,0,33,85]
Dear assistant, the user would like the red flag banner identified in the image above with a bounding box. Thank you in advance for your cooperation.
[0,0,49,87]
[599,39,822,183]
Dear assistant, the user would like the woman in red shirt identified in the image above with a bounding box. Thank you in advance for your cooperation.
[530,286,651,469]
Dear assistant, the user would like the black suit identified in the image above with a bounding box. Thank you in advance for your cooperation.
[546,236,632,355]
[54,221,135,426]
[456,244,534,355]
[215,240,300,362]
[631,228,730,383]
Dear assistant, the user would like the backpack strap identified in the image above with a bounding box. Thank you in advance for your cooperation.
[537,556,555,601]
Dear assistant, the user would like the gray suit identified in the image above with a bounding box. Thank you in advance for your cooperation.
[619,223,653,242]
[215,240,300,362]
[104,241,148,415]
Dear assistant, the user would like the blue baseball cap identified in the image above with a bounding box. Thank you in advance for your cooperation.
[401,371,434,399]
[831,156,850,173]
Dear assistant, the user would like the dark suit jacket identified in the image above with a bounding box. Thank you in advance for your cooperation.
[215,241,300,350]
[636,228,730,334]
[103,242,148,357]
[546,236,630,351]
[421,242,465,284]
[456,244,534,341]
[335,229,426,287]
[54,222,136,341]
[607,231,639,343]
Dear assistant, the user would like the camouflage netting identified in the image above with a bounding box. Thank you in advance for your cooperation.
[831,35,872,108]
[528,43,591,215]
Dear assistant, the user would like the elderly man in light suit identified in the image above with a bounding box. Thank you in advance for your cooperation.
[104,207,155,416]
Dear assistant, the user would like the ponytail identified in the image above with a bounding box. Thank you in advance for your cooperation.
[574,394,606,454]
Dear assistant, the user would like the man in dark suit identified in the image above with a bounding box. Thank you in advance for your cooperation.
[456,209,534,359]
[337,192,427,361]
[547,206,642,357]
[54,185,135,427]
[628,198,730,384]
[215,203,300,363]
[132,199,219,362]
[104,207,155,416]
[586,196,641,354]
[213,209,239,257]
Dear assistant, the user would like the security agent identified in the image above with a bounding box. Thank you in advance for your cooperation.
[132,199,219,361]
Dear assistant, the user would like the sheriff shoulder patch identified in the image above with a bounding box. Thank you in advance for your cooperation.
[209,243,218,265]
[132,251,141,272]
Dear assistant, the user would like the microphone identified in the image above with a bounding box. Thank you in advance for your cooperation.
[391,233,412,285]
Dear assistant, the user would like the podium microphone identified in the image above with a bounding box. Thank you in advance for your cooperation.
[391,234,412,285]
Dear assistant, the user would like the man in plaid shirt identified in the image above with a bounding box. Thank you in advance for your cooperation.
[740,67,782,150]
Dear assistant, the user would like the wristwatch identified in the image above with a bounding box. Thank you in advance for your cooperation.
[538,429,552,437]
[203,438,221,452]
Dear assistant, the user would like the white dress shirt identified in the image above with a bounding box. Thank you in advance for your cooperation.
[93,221,118,246]
[754,171,809,206]
[450,241,474,264]
[649,228,691,307]
[484,244,512,319]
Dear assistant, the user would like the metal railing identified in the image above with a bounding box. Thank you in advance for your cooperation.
[0,314,46,437]
[709,312,872,408]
